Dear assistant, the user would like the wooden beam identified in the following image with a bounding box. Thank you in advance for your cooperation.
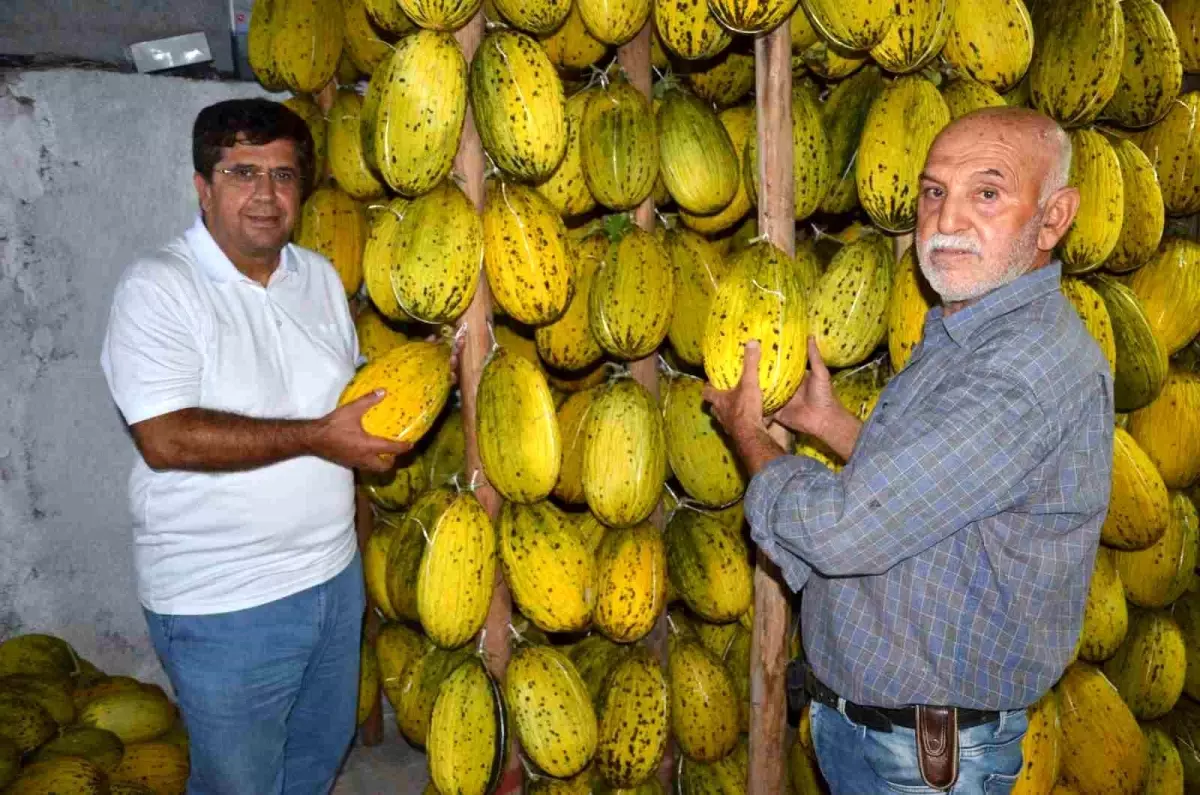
[748,19,794,795]
[616,20,674,788]
[452,13,523,795]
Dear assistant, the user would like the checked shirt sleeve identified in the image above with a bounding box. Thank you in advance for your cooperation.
[745,365,1052,579]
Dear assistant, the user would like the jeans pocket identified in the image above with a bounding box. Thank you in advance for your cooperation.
[862,728,940,793]
[983,772,1020,795]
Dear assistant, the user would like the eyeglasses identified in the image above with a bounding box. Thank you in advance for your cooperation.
[215,165,301,188]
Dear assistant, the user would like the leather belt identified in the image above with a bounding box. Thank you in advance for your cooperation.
[787,660,1001,734]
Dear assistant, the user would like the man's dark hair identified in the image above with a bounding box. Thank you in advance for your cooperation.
[192,98,315,191]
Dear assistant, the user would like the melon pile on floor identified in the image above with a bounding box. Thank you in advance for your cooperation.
[25,0,1190,792]
[0,633,190,794]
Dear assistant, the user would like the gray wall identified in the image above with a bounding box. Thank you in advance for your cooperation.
[0,68,278,681]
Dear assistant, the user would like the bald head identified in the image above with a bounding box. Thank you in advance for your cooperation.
[914,107,1081,309]
[937,107,1073,204]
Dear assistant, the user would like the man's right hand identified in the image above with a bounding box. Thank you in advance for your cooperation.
[311,390,413,472]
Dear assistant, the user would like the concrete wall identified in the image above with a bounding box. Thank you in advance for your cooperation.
[0,68,278,682]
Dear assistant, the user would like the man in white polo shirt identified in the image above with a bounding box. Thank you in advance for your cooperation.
[100,99,409,794]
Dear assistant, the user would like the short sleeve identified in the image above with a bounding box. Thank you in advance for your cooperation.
[100,273,203,425]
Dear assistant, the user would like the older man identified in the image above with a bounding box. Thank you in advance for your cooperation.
[101,99,410,794]
[704,107,1113,793]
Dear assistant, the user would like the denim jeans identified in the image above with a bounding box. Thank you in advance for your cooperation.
[144,554,365,795]
[810,699,1028,794]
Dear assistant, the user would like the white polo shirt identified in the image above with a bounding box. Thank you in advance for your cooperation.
[100,216,359,615]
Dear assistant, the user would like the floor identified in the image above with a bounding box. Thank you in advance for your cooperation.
[334,711,430,795]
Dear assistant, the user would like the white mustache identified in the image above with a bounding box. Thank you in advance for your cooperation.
[923,234,982,255]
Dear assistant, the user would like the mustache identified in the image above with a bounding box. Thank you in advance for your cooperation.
[921,234,982,255]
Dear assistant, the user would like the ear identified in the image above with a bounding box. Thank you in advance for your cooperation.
[1036,186,1080,252]
[193,172,213,216]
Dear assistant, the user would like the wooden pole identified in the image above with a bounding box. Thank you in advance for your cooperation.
[452,13,523,795]
[616,21,675,788]
[748,19,795,795]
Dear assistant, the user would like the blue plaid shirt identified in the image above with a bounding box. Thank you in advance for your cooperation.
[745,262,1114,710]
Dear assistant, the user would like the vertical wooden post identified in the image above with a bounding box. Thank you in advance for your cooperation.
[748,20,794,795]
[452,13,524,795]
[617,20,675,787]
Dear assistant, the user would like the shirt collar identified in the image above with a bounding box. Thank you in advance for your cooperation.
[185,214,296,284]
[927,261,1063,348]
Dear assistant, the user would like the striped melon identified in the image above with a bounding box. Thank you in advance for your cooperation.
[1079,548,1129,662]
[365,0,417,33]
[361,197,410,320]
[808,232,893,368]
[819,66,885,215]
[1091,274,1168,411]
[887,247,936,372]
[470,29,567,182]
[1162,0,1200,73]
[416,491,496,649]
[427,658,506,795]
[248,0,286,90]
[396,0,482,30]
[283,96,328,184]
[1029,0,1125,127]
[1102,609,1186,719]
[1105,136,1165,274]
[539,4,607,71]
[1129,369,1200,488]
[1060,277,1117,376]
[799,0,895,50]
[537,89,598,219]
[654,0,731,60]
[589,220,675,361]
[662,375,746,508]
[477,347,562,504]
[704,241,809,414]
[387,178,482,324]
[680,103,755,234]
[1114,492,1199,609]
[583,378,667,529]
[856,74,950,233]
[499,500,595,633]
[536,230,605,372]
[1011,690,1062,795]
[1055,662,1148,795]
[665,228,731,367]
[272,0,343,93]
[668,638,740,763]
[327,89,386,201]
[368,30,467,197]
[594,648,670,788]
[1103,427,1171,552]
[683,47,755,108]
[1059,128,1124,275]
[554,387,601,505]
[386,488,454,622]
[594,523,668,643]
[1142,725,1185,795]
[869,0,952,75]
[580,77,658,211]
[492,0,570,34]
[1135,92,1200,217]
[337,340,454,443]
[941,76,1008,120]
[343,0,392,74]
[658,86,740,216]
[1127,238,1200,357]
[505,646,597,778]
[1104,0,1183,129]
[800,40,866,80]
[576,0,652,46]
[666,507,753,623]
[942,0,1034,92]
[295,186,366,298]
[482,179,574,326]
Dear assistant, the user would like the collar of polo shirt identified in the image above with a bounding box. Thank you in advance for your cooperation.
[185,215,298,285]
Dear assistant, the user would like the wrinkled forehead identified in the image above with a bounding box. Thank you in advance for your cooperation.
[924,121,1049,185]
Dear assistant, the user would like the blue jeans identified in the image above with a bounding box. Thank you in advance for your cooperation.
[810,700,1028,794]
[144,554,365,795]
